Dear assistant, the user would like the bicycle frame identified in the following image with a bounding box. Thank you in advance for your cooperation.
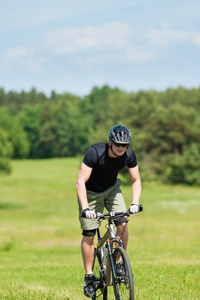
[85,205,143,299]
[95,217,125,286]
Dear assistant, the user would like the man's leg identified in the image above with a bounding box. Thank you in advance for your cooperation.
[81,235,94,274]
[115,222,129,276]
[116,222,128,250]
[79,190,103,274]
[81,234,96,298]
[78,190,104,297]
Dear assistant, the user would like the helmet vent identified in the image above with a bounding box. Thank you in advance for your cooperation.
[108,125,132,144]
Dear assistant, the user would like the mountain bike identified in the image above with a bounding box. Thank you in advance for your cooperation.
[83,204,143,300]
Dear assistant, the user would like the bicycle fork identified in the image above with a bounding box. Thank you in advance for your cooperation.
[106,220,123,286]
[107,242,119,285]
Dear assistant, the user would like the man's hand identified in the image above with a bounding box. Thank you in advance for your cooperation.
[129,204,140,214]
[82,208,96,219]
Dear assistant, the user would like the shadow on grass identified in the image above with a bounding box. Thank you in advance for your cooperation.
[0,202,24,210]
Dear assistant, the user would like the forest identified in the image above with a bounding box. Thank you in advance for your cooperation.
[0,85,200,184]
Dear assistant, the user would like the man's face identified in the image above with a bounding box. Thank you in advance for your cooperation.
[111,141,128,156]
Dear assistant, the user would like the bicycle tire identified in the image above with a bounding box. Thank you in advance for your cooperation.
[112,247,134,300]
[92,248,107,300]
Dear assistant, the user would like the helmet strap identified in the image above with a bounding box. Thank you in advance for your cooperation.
[109,143,120,158]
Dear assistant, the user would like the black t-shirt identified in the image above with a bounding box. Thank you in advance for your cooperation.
[83,143,137,192]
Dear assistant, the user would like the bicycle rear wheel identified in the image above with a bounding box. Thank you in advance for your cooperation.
[112,247,134,300]
[92,248,107,300]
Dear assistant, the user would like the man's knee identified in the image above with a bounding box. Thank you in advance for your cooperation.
[114,217,128,226]
[116,222,128,235]
[82,235,95,246]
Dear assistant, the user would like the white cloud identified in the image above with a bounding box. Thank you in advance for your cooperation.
[43,22,130,54]
[144,23,200,48]
[3,21,200,75]
[42,22,154,65]
[0,22,157,72]
[144,23,190,46]
[192,32,200,45]
[124,46,154,63]
[5,47,35,61]
[1,47,43,72]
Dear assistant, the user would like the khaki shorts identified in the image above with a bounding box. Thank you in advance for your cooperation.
[78,178,126,230]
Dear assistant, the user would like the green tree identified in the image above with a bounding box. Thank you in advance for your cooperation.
[0,128,13,174]
[19,104,43,158]
[51,96,80,157]
[0,107,30,158]
[86,85,128,144]
[167,143,200,184]
[37,93,83,157]
[0,85,200,184]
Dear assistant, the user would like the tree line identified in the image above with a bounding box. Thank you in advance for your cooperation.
[0,85,200,184]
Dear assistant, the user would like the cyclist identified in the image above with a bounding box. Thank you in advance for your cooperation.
[76,124,141,298]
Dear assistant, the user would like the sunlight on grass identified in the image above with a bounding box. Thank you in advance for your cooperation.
[0,158,200,299]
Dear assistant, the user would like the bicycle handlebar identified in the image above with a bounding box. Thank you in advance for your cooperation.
[81,204,143,220]
[96,204,143,220]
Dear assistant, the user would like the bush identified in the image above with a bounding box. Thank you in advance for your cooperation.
[0,128,13,174]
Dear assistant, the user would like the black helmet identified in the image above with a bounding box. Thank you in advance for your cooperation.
[108,125,132,144]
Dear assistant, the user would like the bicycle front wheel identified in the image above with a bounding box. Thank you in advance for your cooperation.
[112,247,134,300]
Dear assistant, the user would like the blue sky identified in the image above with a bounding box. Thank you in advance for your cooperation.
[1,0,200,96]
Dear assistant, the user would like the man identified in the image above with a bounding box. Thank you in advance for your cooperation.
[76,124,141,298]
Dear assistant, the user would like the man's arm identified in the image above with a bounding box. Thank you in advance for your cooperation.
[76,162,93,210]
[128,165,142,205]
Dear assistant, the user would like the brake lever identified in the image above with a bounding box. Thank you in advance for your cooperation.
[96,212,104,221]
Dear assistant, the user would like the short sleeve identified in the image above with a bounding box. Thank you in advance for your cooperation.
[83,146,98,168]
[126,147,137,168]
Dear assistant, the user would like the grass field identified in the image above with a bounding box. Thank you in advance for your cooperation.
[0,158,200,299]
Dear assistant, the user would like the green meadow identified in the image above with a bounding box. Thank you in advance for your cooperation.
[0,158,200,299]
